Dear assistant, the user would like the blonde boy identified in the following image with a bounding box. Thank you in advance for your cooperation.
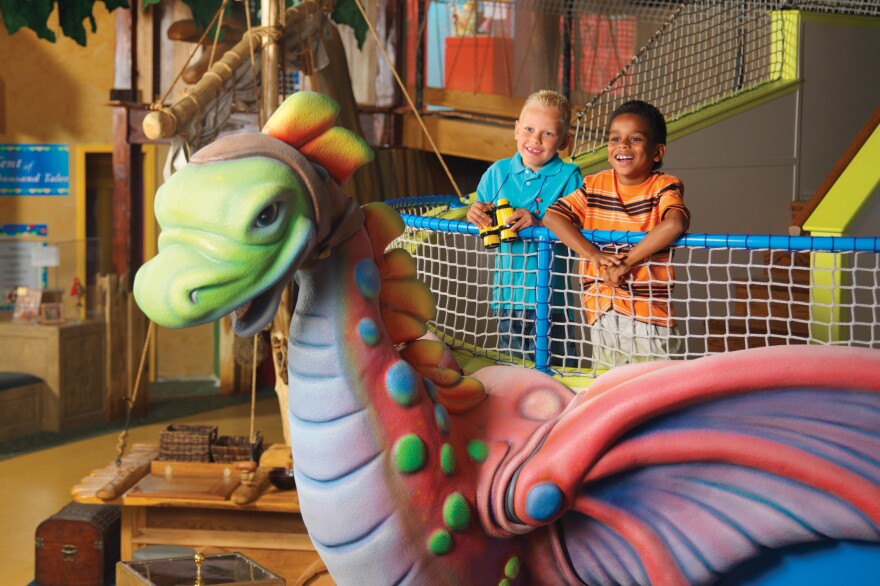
[467,90,582,364]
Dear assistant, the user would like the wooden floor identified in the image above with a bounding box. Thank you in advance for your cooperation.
[1,395,286,586]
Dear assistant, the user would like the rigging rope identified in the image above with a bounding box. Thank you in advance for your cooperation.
[156,4,227,108]
[207,0,230,72]
[250,332,259,450]
[114,320,156,467]
[352,0,463,199]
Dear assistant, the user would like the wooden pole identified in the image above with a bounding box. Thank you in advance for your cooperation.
[111,6,143,282]
[416,0,426,111]
[142,28,269,140]
[261,0,284,123]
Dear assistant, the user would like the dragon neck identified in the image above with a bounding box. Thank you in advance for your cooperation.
[287,224,394,424]
[286,223,450,583]
[285,205,518,584]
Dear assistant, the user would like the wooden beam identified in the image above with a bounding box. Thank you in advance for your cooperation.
[401,113,512,163]
[98,274,150,421]
[418,86,525,120]
[142,29,268,139]
[111,107,144,280]
[111,6,135,101]
[111,108,130,279]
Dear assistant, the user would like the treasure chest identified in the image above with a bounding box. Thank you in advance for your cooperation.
[35,501,121,586]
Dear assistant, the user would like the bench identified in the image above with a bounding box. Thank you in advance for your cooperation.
[0,372,46,441]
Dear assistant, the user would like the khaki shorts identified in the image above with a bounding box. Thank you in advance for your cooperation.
[590,311,681,369]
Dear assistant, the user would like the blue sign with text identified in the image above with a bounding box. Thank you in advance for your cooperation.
[0,144,69,196]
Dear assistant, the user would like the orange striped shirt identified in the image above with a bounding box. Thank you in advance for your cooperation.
[546,169,689,327]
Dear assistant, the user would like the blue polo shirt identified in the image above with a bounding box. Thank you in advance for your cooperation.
[476,153,582,311]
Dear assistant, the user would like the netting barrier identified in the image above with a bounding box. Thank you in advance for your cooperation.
[164,0,880,165]
[569,0,880,157]
[423,1,879,154]
[386,196,880,378]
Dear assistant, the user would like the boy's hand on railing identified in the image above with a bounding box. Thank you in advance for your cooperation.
[605,261,633,287]
[467,201,494,228]
[586,251,626,269]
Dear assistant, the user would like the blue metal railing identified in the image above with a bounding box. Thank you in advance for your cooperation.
[387,196,880,374]
[398,211,880,253]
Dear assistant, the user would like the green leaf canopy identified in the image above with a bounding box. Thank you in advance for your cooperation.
[2,0,368,50]
[0,0,130,46]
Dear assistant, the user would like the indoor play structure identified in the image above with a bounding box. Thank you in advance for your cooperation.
[3,0,869,583]
[132,91,880,585]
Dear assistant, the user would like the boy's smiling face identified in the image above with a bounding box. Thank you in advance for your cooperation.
[514,104,569,171]
[607,113,666,186]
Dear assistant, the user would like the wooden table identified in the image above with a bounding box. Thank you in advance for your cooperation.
[0,319,104,433]
[73,446,327,584]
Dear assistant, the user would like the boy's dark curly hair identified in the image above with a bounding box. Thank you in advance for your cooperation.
[609,100,667,170]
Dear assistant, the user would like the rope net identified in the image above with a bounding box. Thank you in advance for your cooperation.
[569,0,880,157]
[425,1,878,152]
[390,199,880,377]
[439,0,880,16]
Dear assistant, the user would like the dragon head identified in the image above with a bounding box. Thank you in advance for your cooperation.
[133,92,373,336]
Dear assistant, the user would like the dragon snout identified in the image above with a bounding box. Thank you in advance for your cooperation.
[133,246,238,328]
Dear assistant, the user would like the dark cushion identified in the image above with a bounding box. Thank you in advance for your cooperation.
[0,372,43,391]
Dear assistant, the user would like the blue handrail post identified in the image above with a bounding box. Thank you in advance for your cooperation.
[535,229,554,374]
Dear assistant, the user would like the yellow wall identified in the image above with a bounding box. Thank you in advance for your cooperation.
[0,5,116,243]
[0,7,216,381]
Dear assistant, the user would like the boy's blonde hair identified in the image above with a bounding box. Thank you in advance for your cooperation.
[522,90,572,134]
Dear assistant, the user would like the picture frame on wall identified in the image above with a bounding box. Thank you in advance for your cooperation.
[39,302,64,325]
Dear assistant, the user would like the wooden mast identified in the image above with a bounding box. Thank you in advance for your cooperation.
[261,0,284,125]
[111,5,142,281]
[261,0,292,446]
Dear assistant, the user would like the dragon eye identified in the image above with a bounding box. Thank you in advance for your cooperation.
[254,203,280,228]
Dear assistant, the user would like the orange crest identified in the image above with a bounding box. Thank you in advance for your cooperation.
[262,92,374,183]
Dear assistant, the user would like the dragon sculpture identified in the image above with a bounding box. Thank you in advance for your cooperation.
[134,91,880,585]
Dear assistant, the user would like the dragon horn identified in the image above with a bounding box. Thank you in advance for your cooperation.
[262,91,374,183]
[262,91,338,146]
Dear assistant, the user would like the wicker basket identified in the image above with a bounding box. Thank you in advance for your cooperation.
[211,432,264,463]
[158,424,218,462]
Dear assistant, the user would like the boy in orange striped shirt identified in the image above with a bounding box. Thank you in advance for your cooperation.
[544,100,689,368]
